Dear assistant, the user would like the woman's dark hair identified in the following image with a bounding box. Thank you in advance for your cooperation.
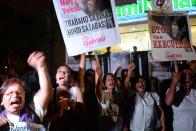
[170,16,190,42]
[132,75,145,89]
[173,63,194,107]
[84,69,95,91]
[121,69,128,80]
[84,69,95,81]
[103,73,116,85]
[179,63,193,87]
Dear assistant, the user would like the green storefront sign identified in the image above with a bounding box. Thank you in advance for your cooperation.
[116,0,196,24]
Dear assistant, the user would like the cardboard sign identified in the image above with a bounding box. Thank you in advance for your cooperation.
[148,11,196,61]
[53,0,121,56]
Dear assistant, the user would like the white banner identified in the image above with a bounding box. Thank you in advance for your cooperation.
[148,11,196,61]
[9,122,45,131]
[53,0,121,56]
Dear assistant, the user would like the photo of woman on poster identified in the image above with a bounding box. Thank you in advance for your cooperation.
[73,0,102,15]
[71,0,115,29]
[150,14,193,53]
[86,0,102,15]
[148,11,196,61]
[169,16,193,52]
[86,0,115,28]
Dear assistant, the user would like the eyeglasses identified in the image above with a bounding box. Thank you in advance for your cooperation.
[4,90,25,96]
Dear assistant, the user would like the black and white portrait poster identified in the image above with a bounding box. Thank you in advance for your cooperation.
[53,0,120,56]
[148,11,196,61]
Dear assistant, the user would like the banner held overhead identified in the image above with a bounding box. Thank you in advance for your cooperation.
[148,11,196,61]
[53,0,121,56]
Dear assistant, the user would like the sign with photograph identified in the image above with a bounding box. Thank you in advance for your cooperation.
[148,11,196,61]
[110,52,130,75]
[67,56,92,71]
[148,52,171,81]
[53,0,121,56]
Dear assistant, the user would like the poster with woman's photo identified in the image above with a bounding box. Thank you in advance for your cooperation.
[110,52,130,75]
[53,0,120,56]
[148,52,172,81]
[148,11,196,61]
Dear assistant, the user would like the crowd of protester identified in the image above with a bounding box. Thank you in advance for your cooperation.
[0,51,196,131]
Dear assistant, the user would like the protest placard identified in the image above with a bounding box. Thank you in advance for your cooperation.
[148,52,172,80]
[110,52,130,74]
[53,0,121,56]
[9,122,45,131]
[148,11,196,61]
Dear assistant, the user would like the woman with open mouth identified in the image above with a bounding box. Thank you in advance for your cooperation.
[165,63,196,131]
[124,75,165,131]
[0,51,52,130]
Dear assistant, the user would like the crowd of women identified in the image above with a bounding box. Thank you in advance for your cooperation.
[0,51,196,131]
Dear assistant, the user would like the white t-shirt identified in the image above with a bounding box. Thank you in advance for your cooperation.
[129,92,160,131]
[172,89,196,131]
[7,95,47,131]
[33,95,47,122]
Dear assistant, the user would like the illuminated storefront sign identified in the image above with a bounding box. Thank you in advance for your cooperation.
[116,0,196,24]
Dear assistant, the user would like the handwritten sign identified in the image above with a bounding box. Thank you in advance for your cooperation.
[53,0,121,56]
